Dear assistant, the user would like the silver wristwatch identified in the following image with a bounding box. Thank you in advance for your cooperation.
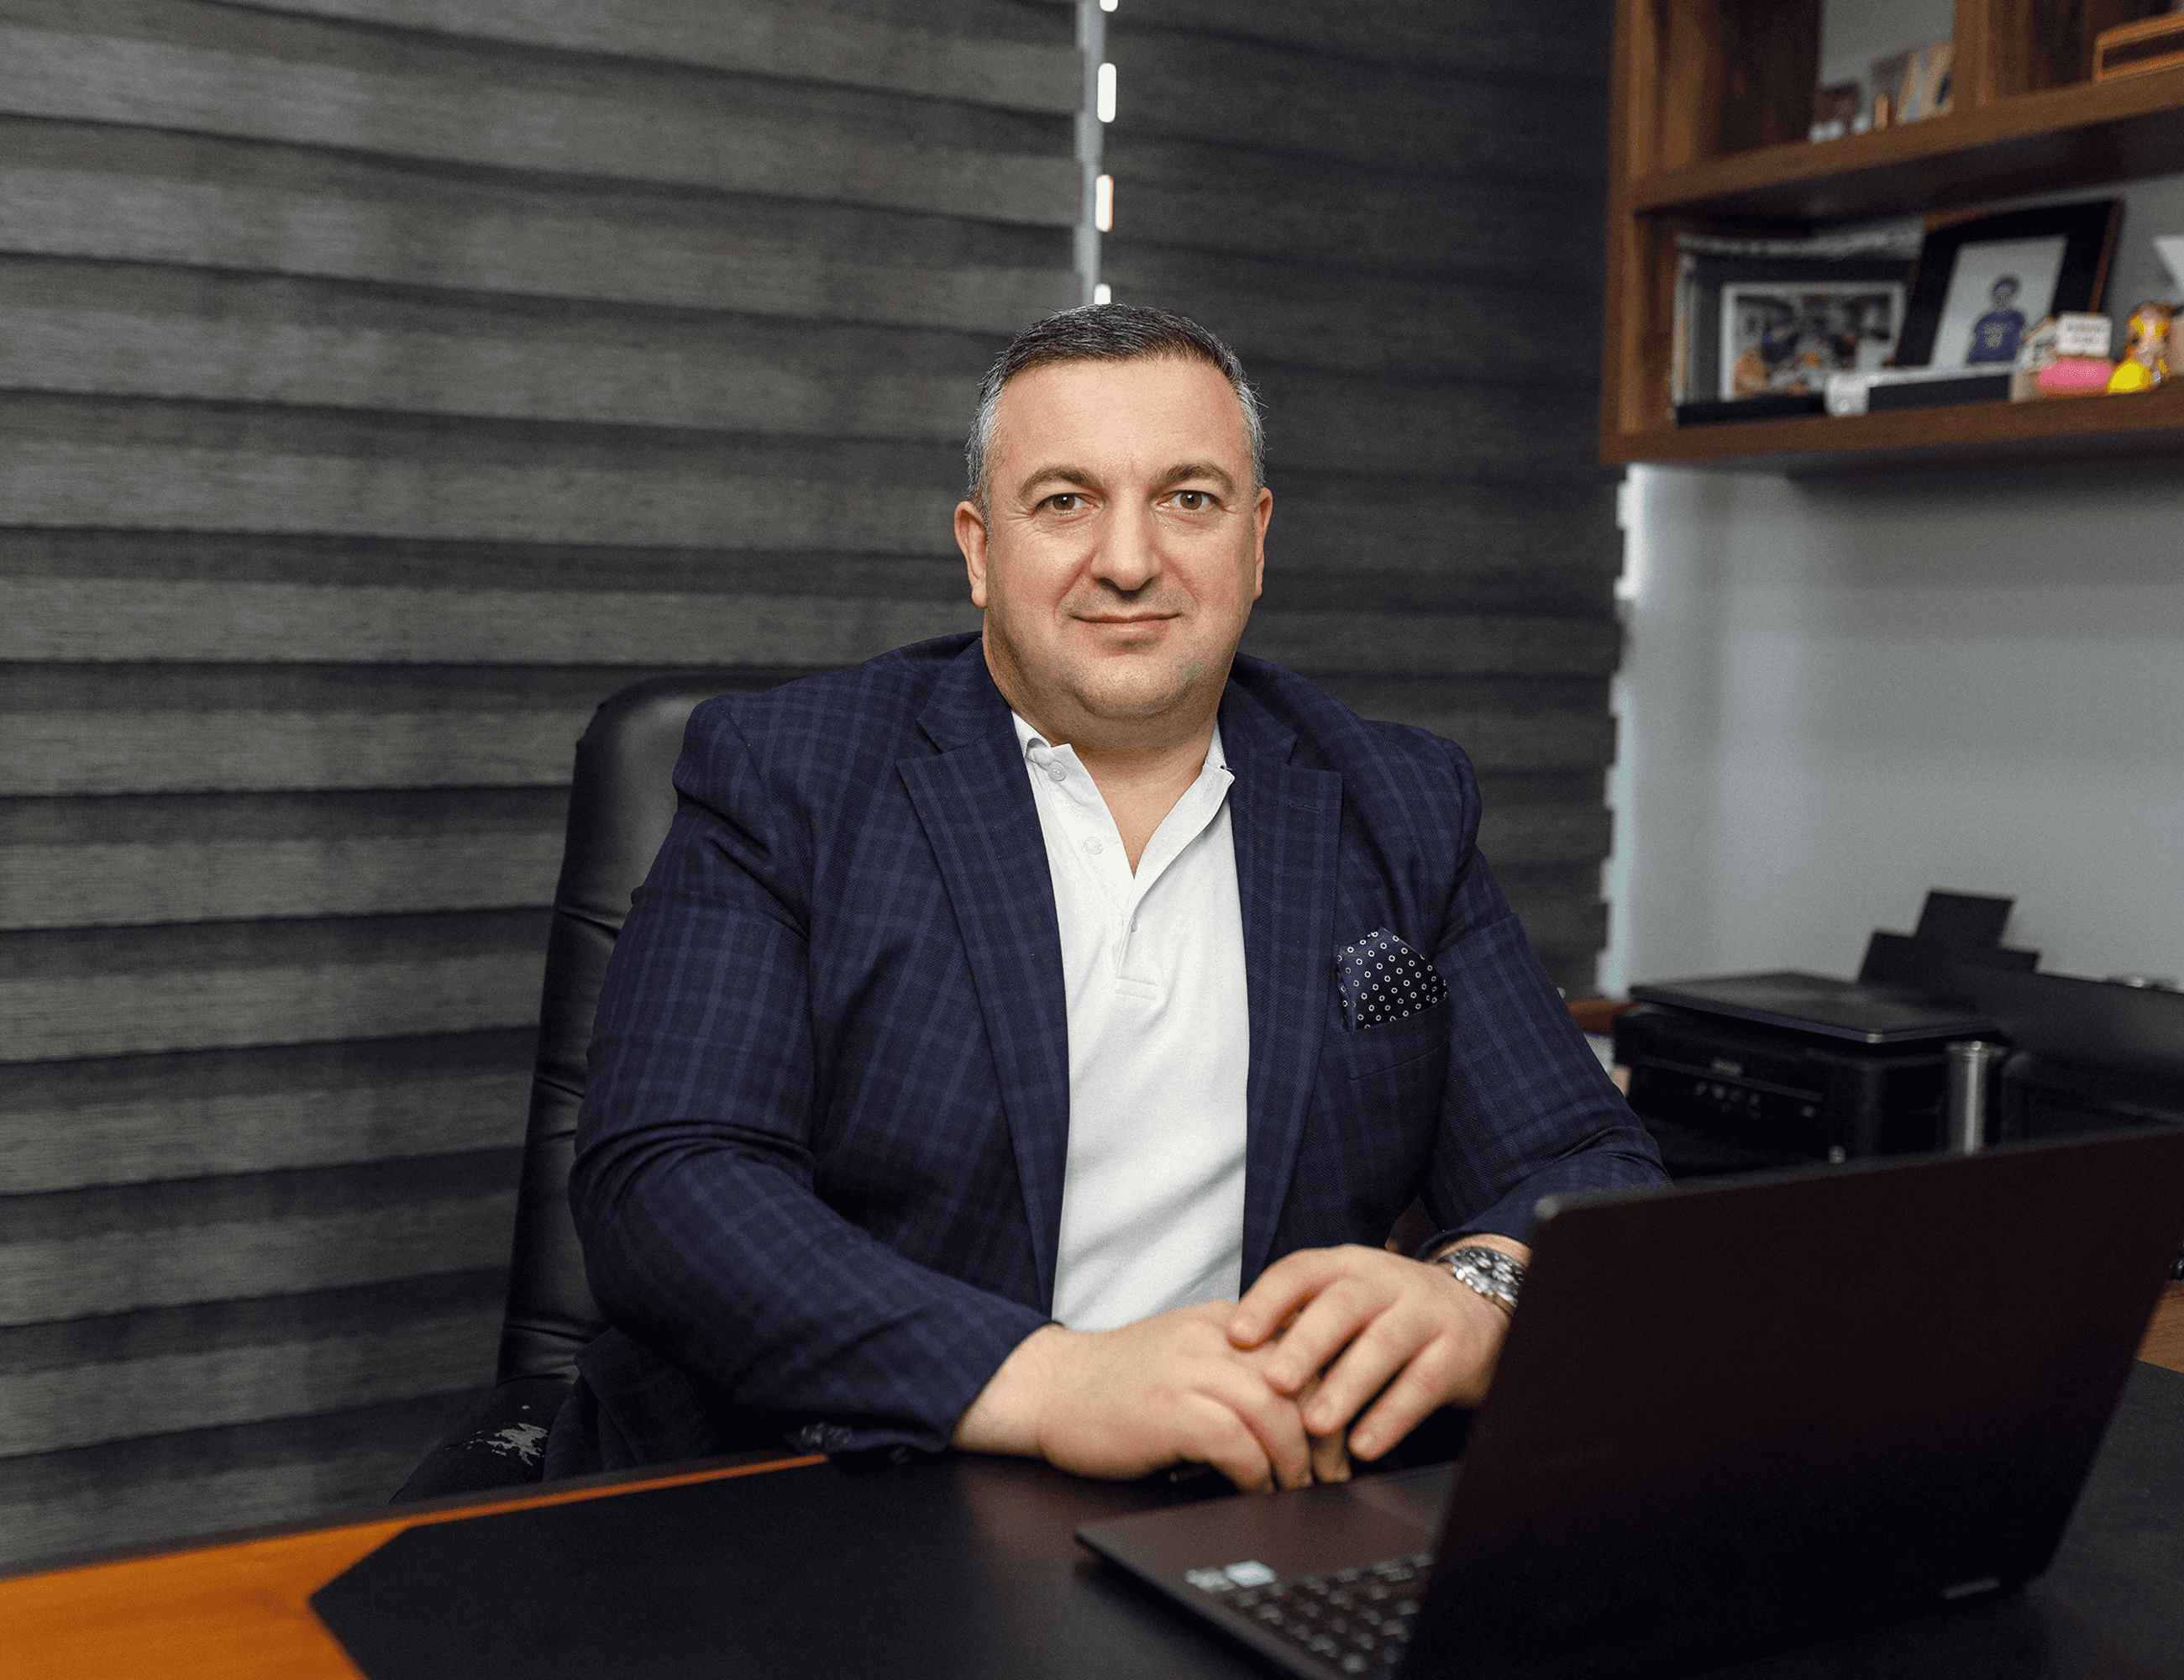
[1432,1245,1525,1315]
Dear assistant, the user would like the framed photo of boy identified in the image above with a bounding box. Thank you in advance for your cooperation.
[1896,200,2121,369]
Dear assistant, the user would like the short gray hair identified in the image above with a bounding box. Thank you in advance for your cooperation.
[964,304,1263,515]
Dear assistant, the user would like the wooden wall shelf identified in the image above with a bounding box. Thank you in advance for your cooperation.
[1606,383,2184,473]
[1631,64,2184,223]
[1603,0,2184,470]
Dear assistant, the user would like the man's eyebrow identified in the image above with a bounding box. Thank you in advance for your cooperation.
[1152,461,1236,496]
[1014,465,1101,502]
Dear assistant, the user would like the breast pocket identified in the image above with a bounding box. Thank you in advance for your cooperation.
[1325,997,1452,1084]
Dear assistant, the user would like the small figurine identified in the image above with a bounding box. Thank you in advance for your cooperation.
[2107,302,2172,391]
[2017,313,2115,398]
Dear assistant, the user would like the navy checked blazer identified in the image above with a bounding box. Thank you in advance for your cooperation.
[545,634,1663,1474]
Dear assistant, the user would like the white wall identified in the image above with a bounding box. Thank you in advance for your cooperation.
[1600,459,2184,995]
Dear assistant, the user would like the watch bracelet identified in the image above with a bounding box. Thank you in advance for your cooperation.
[1431,1244,1524,1315]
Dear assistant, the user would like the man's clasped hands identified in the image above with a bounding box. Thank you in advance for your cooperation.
[952,1237,1527,1492]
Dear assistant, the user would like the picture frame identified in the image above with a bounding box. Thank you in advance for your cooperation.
[1676,254,1913,402]
[1895,200,2122,369]
[1717,281,1905,401]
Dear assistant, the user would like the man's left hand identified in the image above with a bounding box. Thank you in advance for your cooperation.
[1226,1238,1528,1462]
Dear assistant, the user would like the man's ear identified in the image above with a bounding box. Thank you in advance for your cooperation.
[1251,486,1272,601]
[955,500,990,609]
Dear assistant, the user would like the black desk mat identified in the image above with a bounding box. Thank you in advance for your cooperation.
[312,1450,1252,1680]
[313,1366,2184,1680]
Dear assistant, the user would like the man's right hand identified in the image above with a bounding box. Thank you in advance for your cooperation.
[950,1304,1347,1493]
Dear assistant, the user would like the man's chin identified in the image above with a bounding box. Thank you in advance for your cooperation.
[1063,666,1219,727]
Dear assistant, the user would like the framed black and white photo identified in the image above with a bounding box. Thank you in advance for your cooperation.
[1677,252,1914,402]
[1896,200,2121,369]
[1717,282,1904,400]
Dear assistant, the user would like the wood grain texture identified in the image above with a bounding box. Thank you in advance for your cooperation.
[0,12,1079,227]
[0,1032,533,1195]
[0,123,1076,334]
[218,0,1083,111]
[0,1151,521,1324]
[2139,1280,2184,1375]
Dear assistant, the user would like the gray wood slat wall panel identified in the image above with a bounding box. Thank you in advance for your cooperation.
[2,1294,504,1457]
[1098,136,1601,283]
[218,0,1084,110]
[2,1151,522,1325]
[1079,0,1613,81]
[1,790,568,930]
[3,910,553,1063]
[0,124,1076,334]
[1103,0,1618,991]
[1,1033,534,1194]
[0,8,1079,226]
[0,1392,480,1574]
[1107,30,1608,181]
[0,260,994,438]
[0,0,1080,1567]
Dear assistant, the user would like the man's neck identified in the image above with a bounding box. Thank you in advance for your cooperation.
[1061,724,1216,874]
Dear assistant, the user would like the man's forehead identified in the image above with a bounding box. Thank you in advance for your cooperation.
[991,354,1250,463]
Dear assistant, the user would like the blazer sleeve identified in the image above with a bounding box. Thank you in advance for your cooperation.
[1414,737,1667,1245]
[568,704,1047,1457]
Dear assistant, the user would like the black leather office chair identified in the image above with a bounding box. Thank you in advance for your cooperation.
[391,675,728,1502]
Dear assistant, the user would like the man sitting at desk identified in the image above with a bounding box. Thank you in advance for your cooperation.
[543,306,1663,1492]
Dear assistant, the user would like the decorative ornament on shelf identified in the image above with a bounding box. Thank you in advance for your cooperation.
[2015,312,2116,399]
[2106,302,2173,393]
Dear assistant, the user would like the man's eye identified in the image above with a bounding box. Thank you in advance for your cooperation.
[1045,493,1084,512]
[1173,491,1215,512]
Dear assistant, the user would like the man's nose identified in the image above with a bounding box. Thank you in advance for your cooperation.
[1089,501,1161,591]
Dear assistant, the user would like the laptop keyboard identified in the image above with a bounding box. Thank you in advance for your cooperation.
[1195,1552,1433,1674]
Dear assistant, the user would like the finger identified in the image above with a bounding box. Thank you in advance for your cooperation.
[1260,1278,1394,1393]
[1199,1361,1315,1492]
[1178,1394,1279,1494]
[1347,1341,1465,1461]
[1301,1308,1433,1436]
[1228,1248,1349,1347]
[1310,1428,1352,1484]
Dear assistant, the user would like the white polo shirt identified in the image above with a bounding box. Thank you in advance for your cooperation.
[1013,714,1252,1332]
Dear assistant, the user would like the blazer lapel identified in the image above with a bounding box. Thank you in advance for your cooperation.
[1219,683,1343,1285]
[897,641,1073,1310]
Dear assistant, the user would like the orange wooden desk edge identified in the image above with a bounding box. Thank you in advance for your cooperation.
[0,1452,824,1680]
[9,1289,2183,1680]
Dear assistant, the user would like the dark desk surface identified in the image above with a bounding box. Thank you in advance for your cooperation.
[7,1286,2183,1680]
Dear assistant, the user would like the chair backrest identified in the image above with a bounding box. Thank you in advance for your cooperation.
[496,675,727,1383]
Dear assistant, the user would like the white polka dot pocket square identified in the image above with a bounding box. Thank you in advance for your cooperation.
[1336,927,1448,1029]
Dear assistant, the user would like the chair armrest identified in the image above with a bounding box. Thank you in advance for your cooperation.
[390,1375,574,1504]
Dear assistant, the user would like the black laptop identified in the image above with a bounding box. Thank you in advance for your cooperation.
[1076,1128,2184,1678]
